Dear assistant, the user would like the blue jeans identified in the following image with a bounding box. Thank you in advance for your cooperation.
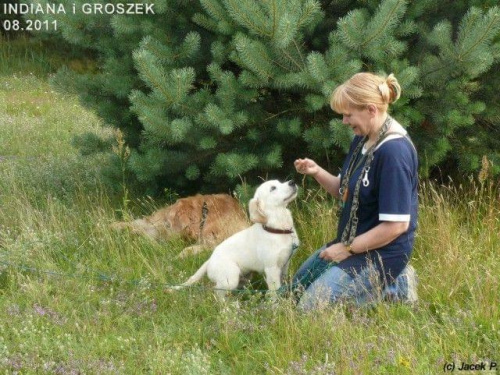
[292,247,418,310]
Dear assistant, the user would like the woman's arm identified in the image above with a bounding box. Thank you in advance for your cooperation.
[319,221,409,262]
[349,221,409,253]
[294,158,341,199]
[312,166,341,199]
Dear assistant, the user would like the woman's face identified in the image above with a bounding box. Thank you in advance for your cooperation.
[341,107,373,137]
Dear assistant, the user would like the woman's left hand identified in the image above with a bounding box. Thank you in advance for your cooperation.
[319,243,351,263]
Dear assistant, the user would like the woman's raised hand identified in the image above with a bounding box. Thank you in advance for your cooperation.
[294,158,320,177]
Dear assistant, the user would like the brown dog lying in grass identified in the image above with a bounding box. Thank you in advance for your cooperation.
[111,194,249,257]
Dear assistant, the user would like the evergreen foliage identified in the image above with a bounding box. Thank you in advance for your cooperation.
[32,0,500,194]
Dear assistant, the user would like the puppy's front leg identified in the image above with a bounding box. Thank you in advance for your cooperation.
[280,262,291,285]
[264,266,283,301]
[214,289,230,302]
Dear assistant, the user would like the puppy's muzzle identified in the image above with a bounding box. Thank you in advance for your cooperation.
[284,180,298,202]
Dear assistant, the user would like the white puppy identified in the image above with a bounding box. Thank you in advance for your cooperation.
[176,180,299,298]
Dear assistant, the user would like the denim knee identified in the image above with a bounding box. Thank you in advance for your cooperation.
[292,246,336,290]
[297,266,353,310]
[383,264,418,303]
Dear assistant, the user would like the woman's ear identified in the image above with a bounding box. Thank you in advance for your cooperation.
[249,198,267,224]
[367,103,377,116]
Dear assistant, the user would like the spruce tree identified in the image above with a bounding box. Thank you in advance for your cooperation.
[32,0,500,194]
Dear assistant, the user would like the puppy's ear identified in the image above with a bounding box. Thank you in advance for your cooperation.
[249,198,267,224]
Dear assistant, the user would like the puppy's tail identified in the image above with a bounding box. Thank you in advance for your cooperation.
[169,260,209,291]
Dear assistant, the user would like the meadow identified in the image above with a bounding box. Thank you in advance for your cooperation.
[0,36,499,374]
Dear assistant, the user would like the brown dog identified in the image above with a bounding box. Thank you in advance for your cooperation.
[111,194,249,257]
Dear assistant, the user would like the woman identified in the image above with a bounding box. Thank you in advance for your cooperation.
[293,72,418,310]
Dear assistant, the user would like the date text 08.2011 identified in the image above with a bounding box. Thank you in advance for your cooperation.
[2,19,58,33]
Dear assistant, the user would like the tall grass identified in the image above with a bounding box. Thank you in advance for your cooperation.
[0,34,92,76]
[416,179,499,317]
[1,35,58,76]
[1,42,499,374]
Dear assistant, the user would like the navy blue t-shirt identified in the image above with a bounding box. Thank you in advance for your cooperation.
[332,133,418,284]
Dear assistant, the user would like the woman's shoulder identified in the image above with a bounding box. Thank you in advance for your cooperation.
[377,119,415,157]
[377,137,416,159]
[378,136,411,150]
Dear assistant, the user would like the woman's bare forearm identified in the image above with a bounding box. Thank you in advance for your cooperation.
[351,221,410,253]
[312,167,341,199]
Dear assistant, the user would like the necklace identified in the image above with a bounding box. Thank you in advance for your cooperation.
[338,115,393,247]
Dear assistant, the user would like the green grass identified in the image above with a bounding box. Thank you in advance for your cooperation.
[0,34,94,77]
[0,41,499,374]
[1,35,58,76]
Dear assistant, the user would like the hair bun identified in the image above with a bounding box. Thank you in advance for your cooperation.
[385,73,401,104]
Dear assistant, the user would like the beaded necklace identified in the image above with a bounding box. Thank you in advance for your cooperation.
[338,115,393,247]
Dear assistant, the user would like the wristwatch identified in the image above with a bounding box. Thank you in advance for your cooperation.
[346,244,356,255]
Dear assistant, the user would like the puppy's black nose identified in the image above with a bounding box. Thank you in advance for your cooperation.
[288,180,296,186]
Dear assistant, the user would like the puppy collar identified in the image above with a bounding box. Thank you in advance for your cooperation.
[262,225,293,234]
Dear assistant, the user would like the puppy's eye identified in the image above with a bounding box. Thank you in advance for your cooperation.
[270,186,276,192]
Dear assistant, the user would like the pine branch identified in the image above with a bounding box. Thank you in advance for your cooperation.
[360,0,407,48]
[296,0,322,30]
[133,50,174,105]
[337,9,367,49]
[274,12,299,48]
[293,39,307,69]
[276,43,306,72]
[224,0,272,37]
[200,0,230,24]
[457,8,500,62]
[271,0,277,38]
[422,7,500,79]
[234,34,276,80]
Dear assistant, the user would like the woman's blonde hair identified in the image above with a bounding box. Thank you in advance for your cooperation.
[330,72,401,114]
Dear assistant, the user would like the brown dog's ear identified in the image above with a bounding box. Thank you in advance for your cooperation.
[249,198,267,224]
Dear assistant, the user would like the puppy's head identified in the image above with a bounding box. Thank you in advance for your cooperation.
[248,180,298,224]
